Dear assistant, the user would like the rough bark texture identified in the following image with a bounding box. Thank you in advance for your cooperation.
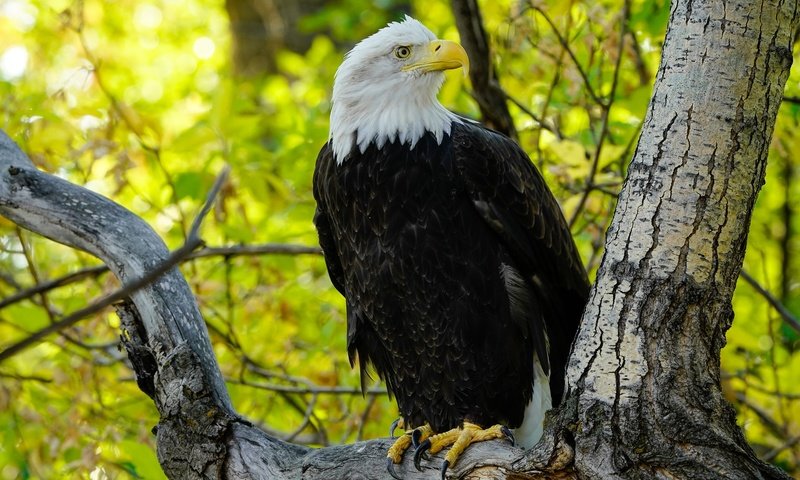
[564,0,798,478]
[0,0,798,477]
[0,131,546,478]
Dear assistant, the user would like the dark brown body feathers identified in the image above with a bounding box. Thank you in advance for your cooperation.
[313,121,588,432]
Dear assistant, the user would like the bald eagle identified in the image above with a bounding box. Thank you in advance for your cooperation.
[313,16,589,478]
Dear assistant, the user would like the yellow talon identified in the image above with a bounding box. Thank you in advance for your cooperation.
[417,422,512,471]
[472,423,508,442]
[387,422,437,479]
[442,423,506,466]
[426,427,462,455]
[387,433,412,464]
[387,423,433,463]
[390,420,513,479]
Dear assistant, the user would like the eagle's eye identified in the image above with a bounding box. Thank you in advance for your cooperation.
[394,45,412,59]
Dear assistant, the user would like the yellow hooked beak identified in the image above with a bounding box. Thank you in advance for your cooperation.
[402,40,470,77]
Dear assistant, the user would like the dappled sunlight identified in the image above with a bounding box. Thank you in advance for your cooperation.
[0,0,797,477]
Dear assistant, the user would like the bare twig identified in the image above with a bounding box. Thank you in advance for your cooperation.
[0,243,321,311]
[196,244,321,257]
[779,150,794,301]
[504,91,563,138]
[0,371,52,383]
[355,394,379,441]
[0,166,231,363]
[568,1,630,228]
[723,371,800,400]
[0,265,108,310]
[230,379,386,396]
[628,29,652,86]
[764,435,800,462]
[739,270,800,334]
[516,0,574,168]
[734,391,788,440]
[530,3,604,106]
[72,11,192,239]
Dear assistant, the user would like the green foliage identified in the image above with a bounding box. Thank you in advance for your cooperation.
[0,0,797,478]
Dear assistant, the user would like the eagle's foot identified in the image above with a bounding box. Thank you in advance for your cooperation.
[412,422,514,478]
[386,422,433,479]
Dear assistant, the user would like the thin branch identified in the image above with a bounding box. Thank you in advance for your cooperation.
[286,392,319,443]
[740,270,800,334]
[187,165,230,239]
[0,243,321,311]
[568,0,630,228]
[197,244,321,257]
[0,166,230,363]
[628,29,652,86]
[530,3,605,106]
[504,91,563,139]
[779,148,794,300]
[0,371,52,383]
[723,371,800,400]
[534,1,572,168]
[229,378,387,396]
[734,392,788,440]
[764,435,800,462]
[0,265,108,310]
[73,12,192,239]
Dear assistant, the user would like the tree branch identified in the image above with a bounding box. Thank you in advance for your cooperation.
[0,243,322,312]
[567,0,631,229]
[2,0,797,476]
[563,0,796,478]
[450,0,517,139]
[740,270,800,334]
[0,129,574,478]
[528,3,605,107]
[0,124,233,412]
[0,165,230,363]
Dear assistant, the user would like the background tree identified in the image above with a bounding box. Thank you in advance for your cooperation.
[0,0,798,478]
[225,0,409,76]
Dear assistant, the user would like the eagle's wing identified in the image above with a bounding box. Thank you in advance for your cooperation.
[313,143,377,394]
[452,122,590,403]
[312,143,347,296]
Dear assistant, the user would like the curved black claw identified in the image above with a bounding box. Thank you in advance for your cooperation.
[501,425,516,446]
[413,438,432,471]
[387,458,403,480]
[440,459,450,480]
[389,418,402,438]
[411,428,423,447]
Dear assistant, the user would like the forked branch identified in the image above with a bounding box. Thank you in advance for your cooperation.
[0,130,568,478]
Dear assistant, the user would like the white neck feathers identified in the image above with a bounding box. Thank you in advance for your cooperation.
[327,16,462,163]
[329,72,459,163]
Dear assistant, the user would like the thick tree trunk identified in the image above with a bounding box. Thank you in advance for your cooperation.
[0,0,797,478]
[562,0,798,478]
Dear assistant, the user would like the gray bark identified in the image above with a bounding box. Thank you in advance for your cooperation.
[562,0,798,478]
[0,0,797,478]
[0,134,538,478]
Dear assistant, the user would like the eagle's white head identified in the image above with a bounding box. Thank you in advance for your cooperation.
[329,16,469,163]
